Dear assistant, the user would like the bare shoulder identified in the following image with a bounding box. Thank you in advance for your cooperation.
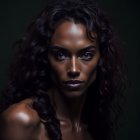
[0,98,49,140]
[1,98,40,127]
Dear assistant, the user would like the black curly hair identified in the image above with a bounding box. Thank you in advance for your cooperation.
[0,0,127,140]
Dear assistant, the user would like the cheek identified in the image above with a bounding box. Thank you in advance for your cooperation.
[49,60,66,80]
[83,59,100,81]
[84,64,97,78]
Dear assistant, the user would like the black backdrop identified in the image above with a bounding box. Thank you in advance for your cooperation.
[0,0,140,140]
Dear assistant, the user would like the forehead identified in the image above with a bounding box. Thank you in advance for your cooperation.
[51,21,97,47]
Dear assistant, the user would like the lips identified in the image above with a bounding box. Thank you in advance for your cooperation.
[63,80,84,90]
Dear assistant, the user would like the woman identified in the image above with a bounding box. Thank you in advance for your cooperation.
[0,0,127,140]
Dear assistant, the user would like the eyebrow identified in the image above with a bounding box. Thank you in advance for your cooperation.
[79,45,97,52]
[49,45,97,52]
[49,45,68,51]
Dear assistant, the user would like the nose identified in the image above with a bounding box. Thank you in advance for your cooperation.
[67,56,80,78]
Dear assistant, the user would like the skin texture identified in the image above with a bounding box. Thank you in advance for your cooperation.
[48,21,100,98]
[0,21,100,140]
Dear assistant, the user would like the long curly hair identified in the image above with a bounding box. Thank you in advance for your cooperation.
[0,0,127,140]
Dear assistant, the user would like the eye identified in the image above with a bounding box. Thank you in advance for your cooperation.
[51,50,68,61]
[79,51,95,61]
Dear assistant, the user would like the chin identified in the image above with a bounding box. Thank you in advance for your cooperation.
[62,89,86,99]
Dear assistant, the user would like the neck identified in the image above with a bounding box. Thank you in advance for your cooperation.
[48,88,86,123]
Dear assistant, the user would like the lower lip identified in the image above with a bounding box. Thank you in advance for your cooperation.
[63,83,83,90]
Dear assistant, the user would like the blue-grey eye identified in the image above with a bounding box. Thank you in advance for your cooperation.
[80,51,95,61]
[56,51,66,60]
[51,50,68,61]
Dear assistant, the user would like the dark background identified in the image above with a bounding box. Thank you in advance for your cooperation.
[0,0,140,139]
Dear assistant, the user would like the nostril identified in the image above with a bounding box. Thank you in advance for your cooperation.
[67,71,80,78]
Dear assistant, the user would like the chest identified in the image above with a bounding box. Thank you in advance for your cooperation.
[37,122,93,140]
[60,121,93,140]
[61,128,93,140]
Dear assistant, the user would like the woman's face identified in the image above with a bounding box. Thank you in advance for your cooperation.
[48,21,100,98]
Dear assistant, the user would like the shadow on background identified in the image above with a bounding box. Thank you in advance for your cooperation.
[0,0,140,140]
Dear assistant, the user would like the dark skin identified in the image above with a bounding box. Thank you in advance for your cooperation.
[0,21,100,140]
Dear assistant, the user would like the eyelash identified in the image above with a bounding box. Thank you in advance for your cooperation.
[51,50,68,61]
[79,51,95,61]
